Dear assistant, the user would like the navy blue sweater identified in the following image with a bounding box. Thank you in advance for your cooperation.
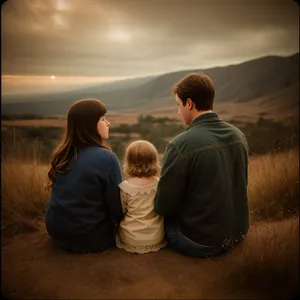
[45,146,123,252]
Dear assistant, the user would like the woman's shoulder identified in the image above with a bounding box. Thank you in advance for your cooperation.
[83,146,117,159]
[80,146,120,168]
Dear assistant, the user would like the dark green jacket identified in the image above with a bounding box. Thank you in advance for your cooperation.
[155,112,249,247]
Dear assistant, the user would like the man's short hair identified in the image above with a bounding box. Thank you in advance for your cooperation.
[172,73,215,111]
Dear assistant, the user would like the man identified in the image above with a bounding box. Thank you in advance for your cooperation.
[155,73,249,258]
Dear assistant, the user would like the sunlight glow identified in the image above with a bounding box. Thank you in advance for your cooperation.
[1,75,131,96]
[53,14,67,28]
[108,30,132,43]
[55,0,71,11]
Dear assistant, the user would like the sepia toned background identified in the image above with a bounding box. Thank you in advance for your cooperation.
[1,1,299,299]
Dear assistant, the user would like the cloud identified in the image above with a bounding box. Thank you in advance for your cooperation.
[1,0,299,77]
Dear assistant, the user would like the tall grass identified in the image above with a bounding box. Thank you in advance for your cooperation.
[1,144,299,299]
[1,141,50,238]
[230,217,299,300]
[1,144,299,238]
[248,148,299,222]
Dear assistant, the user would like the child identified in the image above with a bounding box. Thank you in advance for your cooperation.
[116,140,167,254]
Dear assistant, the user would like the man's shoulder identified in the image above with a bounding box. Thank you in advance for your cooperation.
[223,121,247,141]
[169,131,187,146]
[168,126,206,149]
[167,131,193,154]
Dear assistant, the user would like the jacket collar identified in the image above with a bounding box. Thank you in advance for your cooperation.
[186,112,220,130]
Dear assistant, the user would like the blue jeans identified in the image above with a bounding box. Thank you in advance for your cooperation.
[46,220,116,254]
[165,220,225,258]
[51,235,115,254]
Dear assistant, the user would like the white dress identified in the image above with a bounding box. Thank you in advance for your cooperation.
[116,177,167,254]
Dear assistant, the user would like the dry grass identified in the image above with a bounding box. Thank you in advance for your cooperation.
[1,154,50,238]
[109,132,141,138]
[1,119,67,128]
[1,114,139,128]
[1,147,299,238]
[248,148,299,222]
[1,146,299,299]
[229,216,299,300]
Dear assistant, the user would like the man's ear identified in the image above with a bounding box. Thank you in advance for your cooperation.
[187,98,193,110]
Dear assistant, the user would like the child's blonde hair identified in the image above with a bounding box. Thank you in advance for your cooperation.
[123,140,160,178]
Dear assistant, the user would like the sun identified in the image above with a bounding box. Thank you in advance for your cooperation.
[50,76,56,79]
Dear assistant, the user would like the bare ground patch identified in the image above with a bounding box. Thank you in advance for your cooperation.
[2,217,299,299]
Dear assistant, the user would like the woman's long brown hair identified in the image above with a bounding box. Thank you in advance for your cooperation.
[47,99,111,188]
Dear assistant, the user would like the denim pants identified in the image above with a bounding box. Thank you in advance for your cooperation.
[46,221,116,254]
[165,220,225,258]
[51,235,115,254]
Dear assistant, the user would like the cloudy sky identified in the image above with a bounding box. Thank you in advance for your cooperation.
[1,0,299,95]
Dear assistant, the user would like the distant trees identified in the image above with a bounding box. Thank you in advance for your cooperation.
[238,118,299,155]
[138,114,178,124]
[109,115,185,158]
[2,114,298,162]
[1,126,64,163]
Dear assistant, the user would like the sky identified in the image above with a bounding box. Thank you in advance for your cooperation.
[1,0,299,95]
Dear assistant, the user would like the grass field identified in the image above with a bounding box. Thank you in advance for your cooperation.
[1,114,139,128]
[1,147,299,299]
[1,147,298,237]
[2,96,298,132]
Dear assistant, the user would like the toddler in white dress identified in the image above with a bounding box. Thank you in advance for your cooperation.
[116,140,166,254]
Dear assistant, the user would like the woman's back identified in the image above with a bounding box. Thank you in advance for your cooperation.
[46,146,123,252]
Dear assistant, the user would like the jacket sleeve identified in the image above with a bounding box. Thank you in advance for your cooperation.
[154,141,187,217]
[104,154,124,222]
[120,189,128,214]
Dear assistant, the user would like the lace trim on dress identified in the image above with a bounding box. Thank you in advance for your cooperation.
[119,180,158,196]
[116,235,167,254]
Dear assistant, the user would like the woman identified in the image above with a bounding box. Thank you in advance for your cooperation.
[45,99,123,253]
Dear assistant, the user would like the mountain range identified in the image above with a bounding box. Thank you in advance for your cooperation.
[2,52,299,123]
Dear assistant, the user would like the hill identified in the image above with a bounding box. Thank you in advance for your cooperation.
[2,53,299,121]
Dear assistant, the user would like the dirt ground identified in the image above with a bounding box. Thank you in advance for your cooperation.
[2,218,299,299]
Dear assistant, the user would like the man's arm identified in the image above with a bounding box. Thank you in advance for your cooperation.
[104,154,124,222]
[154,141,187,217]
